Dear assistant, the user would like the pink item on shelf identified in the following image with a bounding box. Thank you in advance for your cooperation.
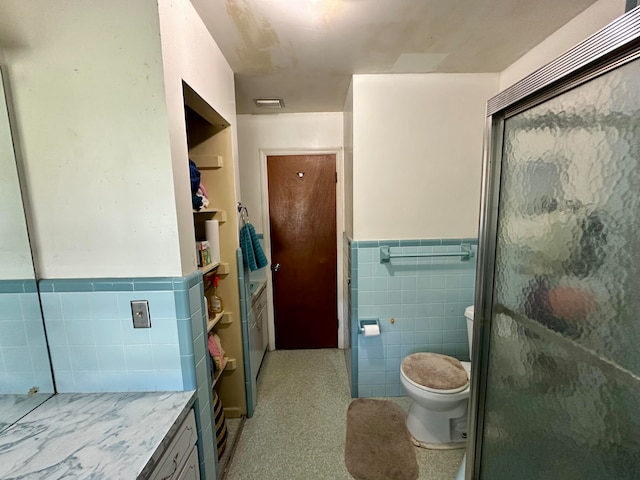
[198,182,209,199]
[208,333,227,371]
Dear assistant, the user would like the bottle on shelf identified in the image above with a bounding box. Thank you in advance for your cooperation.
[209,275,224,316]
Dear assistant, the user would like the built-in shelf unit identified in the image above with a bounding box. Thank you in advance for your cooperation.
[184,83,245,419]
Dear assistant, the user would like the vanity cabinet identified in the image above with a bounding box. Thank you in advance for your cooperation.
[249,285,268,383]
[176,447,200,480]
[0,392,198,479]
[150,410,198,480]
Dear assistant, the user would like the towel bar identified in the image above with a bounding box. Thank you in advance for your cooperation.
[380,244,474,263]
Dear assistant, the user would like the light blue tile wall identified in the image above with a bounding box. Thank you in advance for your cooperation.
[40,285,181,392]
[36,274,217,479]
[0,280,54,394]
[351,239,477,398]
[174,272,218,480]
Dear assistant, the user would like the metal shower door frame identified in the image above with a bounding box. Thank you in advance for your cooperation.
[466,8,640,480]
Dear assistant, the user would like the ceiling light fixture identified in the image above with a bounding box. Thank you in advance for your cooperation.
[254,98,285,109]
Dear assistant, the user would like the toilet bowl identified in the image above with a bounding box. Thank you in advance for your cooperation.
[400,305,475,448]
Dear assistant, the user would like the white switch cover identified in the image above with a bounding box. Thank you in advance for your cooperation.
[131,300,151,328]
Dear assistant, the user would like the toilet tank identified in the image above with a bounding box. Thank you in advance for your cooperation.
[464,305,474,355]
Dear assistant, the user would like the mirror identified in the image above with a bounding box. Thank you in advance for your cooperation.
[0,67,54,432]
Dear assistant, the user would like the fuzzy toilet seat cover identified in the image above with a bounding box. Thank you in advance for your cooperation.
[401,353,468,391]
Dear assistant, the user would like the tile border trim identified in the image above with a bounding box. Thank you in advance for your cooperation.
[38,271,204,293]
[350,237,478,248]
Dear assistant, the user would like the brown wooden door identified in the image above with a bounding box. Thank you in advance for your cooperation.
[267,154,337,349]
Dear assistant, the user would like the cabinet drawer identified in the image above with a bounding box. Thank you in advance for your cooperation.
[260,307,269,353]
[177,446,200,480]
[150,410,197,480]
[251,288,267,314]
[249,320,261,381]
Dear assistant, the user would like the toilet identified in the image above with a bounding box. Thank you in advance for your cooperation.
[400,305,475,448]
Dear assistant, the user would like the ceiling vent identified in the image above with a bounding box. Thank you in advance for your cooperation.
[254,98,285,109]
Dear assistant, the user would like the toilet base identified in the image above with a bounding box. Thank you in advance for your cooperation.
[410,435,466,450]
[406,399,468,446]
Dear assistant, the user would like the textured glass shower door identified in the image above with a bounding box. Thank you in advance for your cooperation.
[476,56,640,478]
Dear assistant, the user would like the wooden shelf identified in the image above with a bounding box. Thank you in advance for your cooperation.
[207,311,232,332]
[212,366,223,388]
[200,261,231,277]
[193,208,227,222]
[212,356,236,388]
[199,261,220,275]
[191,154,223,169]
[220,312,233,325]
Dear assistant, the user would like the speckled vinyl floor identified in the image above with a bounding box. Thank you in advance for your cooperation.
[225,349,465,480]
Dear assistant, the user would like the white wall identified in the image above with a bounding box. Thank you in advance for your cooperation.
[1,0,178,278]
[0,0,238,279]
[237,113,343,233]
[500,0,626,90]
[352,74,499,240]
[343,81,354,239]
[157,0,239,276]
[0,69,33,279]
[236,112,344,346]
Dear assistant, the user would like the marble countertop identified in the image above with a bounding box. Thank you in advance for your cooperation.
[0,394,53,434]
[0,391,196,479]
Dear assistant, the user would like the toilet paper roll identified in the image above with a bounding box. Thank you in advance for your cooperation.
[363,324,380,337]
[205,220,221,264]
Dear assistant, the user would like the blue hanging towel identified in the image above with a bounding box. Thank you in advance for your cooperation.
[240,223,268,271]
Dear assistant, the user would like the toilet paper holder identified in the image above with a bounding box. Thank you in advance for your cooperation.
[358,318,380,334]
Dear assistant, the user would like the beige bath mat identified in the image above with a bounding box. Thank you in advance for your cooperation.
[345,399,418,480]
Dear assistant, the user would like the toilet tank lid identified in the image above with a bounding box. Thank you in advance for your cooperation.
[464,305,474,320]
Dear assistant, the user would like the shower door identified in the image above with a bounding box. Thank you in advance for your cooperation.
[469,9,640,480]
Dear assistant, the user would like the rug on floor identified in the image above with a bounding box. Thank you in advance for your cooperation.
[345,399,418,480]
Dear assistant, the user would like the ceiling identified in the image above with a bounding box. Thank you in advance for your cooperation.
[190,0,600,114]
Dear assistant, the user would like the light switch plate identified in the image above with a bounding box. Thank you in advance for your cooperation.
[131,300,151,328]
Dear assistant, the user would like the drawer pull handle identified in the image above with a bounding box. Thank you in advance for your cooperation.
[159,452,180,480]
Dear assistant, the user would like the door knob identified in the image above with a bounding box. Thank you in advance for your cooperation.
[274,263,281,272]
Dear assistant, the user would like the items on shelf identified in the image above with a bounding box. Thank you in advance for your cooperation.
[196,240,212,267]
[208,333,227,372]
[189,160,210,210]
[205,219,221,264]
[213,390,228,458]
[209,275,224,315]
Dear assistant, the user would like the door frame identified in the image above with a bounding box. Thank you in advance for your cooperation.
[259,148,345,351]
